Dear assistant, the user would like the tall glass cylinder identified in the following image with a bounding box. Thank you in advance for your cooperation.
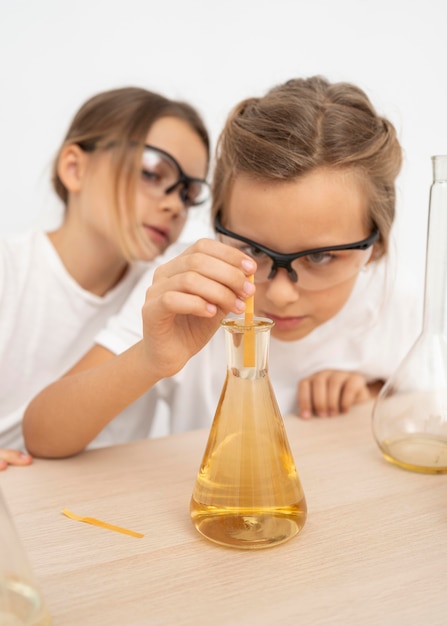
[0,488,51,625]
[190,316,307,549]
[372,155,447,473]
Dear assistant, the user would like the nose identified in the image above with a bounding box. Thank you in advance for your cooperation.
[264,268,300,307]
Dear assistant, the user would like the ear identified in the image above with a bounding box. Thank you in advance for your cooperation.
[56,144,90,193]
[366,243,383,265]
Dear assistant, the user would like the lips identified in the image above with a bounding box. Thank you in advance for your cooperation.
[143,224,170,245]
[262,312,307,331]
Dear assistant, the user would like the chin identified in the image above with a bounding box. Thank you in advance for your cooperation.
[270,326,313,342]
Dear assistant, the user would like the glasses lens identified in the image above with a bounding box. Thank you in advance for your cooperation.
[289,247,374,290]
[219,232,373,289]
[183,180,209,206]
[141,147,209,208]
[141,148,178,193]
[217,235,273,281]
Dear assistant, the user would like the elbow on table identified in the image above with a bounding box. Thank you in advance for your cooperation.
[22,402,86,460]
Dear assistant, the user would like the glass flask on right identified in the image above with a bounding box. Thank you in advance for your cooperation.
[372,155,447,474]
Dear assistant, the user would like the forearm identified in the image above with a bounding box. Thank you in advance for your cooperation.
[23,341,160,458]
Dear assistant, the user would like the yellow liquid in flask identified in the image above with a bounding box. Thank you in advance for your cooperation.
[191,366,307,549]
[381,434,447,474]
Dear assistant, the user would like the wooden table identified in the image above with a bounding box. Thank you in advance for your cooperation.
[2,402,447,625]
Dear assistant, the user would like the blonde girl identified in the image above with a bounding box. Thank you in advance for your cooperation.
[1,86,209,467]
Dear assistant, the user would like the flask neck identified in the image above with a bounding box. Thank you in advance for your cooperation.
[222,318,273,377]
[422,156,447,334]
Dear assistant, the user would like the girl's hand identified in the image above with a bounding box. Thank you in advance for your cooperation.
[297,370,383,418]
[0,449,32,470]
[141,238,256,379]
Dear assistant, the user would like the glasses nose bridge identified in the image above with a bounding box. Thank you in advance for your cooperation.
[268,256,299,283]
[164,176,189,205]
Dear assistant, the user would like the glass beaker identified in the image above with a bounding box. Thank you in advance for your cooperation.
[0,488,51,625]
[190,316,307,549]
[372,155,447,473]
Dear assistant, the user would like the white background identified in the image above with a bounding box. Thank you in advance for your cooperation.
[1,0,446,294]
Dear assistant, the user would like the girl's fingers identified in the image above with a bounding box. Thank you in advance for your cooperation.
[154,239,256,290]
[340,375,370,412]
[310,375,330,417]
[297,379,312,419]
[298,370,370,418]
[179,238,256,272]
[149,266,255,317]
[148,291,231,318]
[326,372,352,415]
[0,449,32,469]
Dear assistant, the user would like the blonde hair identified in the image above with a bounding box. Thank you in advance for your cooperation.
[212,76,402,259]
[52,86,209,259]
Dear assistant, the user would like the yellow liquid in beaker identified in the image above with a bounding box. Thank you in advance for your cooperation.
[0,577,51,626]
[190,374,307,549]
[381,434,447,474]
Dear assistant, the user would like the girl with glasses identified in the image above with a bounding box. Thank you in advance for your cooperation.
[0,86,210,468]
[23,76,420,459]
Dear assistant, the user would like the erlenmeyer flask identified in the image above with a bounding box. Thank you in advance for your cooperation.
[0,488,51,625]
[372,155,447,473]
[190,316,307,549]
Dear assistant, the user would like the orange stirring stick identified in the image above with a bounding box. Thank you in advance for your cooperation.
[243,275,255,367]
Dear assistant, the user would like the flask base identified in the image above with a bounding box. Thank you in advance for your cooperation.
[0,576,51,625]
[380,434,447,474]
[191,502,306,550]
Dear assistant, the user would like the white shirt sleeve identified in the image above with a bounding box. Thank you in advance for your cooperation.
[95,242,190,355]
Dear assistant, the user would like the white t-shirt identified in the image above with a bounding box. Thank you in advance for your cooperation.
[0,231,146,450]
[95,241,423,440]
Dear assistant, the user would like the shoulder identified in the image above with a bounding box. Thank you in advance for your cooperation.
[346,259,420,324]
[348,260,422,360]
[0,230,56,262]
[0,231,49,285]
[0,230,43,254]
